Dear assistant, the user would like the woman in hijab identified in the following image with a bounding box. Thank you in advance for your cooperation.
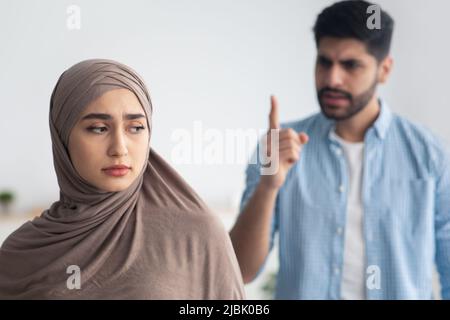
[0,59,246,299]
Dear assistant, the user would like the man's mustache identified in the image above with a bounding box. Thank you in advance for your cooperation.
[318,87,352,101]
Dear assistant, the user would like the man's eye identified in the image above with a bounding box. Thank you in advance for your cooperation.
[343,62,359,70]
[318,59,332,68]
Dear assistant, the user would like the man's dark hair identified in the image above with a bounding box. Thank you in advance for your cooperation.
[313,0,394,61]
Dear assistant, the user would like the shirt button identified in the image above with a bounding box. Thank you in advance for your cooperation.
[336,227,343,235]
[334,267,340,275]
[335,148,342,156]
[338,185,345,193]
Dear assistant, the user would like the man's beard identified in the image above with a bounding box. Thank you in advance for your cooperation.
[317,77,378,121]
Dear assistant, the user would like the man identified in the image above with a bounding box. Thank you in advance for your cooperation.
[230,0,450,299]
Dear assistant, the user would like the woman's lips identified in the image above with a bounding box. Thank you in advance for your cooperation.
[102,168,130,177]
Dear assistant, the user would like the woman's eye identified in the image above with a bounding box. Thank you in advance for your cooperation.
[86,125,145,134]
[88,126,107,134]
[130,126,146,134]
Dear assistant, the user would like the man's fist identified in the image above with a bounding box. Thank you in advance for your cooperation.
[260,95,309,190]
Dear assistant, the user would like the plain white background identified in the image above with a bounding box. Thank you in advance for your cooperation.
[0,0,449,298]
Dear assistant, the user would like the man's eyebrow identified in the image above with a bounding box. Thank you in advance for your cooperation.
[317,54,332,62]
[318,54,362,63]
[340,58,363,64]
[81,113,146,121]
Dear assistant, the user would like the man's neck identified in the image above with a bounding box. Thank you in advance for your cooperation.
[335,96,381,143]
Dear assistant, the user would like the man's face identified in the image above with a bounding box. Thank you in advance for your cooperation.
[68,88,150,192]
[315,37,383,121]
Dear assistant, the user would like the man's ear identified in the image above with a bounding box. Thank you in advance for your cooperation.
[378,56,393,84]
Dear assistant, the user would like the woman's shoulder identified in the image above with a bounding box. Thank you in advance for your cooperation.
[168,206,229,242]
[0,220,33,250]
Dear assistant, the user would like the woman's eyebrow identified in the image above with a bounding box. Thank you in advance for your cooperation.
[81,113,146,121]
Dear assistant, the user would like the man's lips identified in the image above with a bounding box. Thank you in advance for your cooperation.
[321,92,350,107]
[322,90,350,98]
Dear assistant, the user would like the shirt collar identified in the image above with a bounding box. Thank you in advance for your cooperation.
[372,98,393,140]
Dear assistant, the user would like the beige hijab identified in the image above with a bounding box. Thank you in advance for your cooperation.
[0,59,245,299]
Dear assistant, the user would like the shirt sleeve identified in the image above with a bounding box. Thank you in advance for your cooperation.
[239,144,279,278]
[435,146,450,299]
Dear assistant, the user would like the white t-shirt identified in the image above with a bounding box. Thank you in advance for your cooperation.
[331,130,366,300]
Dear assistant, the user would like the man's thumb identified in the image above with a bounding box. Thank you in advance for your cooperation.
[298,132,309,144]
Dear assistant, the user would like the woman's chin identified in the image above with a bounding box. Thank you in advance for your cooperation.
[97,181,132,192]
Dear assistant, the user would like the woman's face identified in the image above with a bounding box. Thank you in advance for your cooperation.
[68,88,150,192]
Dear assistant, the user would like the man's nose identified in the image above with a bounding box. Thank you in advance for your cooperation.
[325,65,345,88]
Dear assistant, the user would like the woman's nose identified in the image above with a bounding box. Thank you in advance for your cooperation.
[108,130,128,157]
